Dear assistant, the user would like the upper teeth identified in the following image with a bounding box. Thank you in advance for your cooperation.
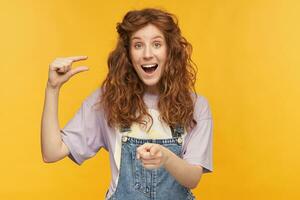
[142,64,157,68]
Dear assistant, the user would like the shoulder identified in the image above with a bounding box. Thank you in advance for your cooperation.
[83,87,102,107]
[191,93,212,120]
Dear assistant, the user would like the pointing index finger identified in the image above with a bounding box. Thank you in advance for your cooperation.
[67,55,88,62]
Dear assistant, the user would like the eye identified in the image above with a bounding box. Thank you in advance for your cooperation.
[133,42,143,49]
[153,42,161,48]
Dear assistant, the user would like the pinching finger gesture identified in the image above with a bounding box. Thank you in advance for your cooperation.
[48,55,89,89]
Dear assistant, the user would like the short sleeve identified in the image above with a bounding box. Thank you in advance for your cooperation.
[60,89,106,165]
[183,95,213,173]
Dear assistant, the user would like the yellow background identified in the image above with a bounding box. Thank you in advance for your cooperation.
[0,0,299,199]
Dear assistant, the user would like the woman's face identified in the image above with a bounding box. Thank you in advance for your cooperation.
[129,24,167,94]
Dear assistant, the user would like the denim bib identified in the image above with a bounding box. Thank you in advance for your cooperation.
[107,125,195,200]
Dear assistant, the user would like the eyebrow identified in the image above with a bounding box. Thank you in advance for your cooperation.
[131,35,164,40]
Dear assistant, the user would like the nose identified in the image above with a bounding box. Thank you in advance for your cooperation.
[143,45,153,60]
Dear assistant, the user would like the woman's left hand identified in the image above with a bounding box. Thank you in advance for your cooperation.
[136,143,170,170]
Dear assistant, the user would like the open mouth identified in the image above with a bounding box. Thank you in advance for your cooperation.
[141,64,158,74]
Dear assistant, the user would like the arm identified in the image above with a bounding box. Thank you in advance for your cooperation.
[163,97,213,187]
[162,147,203,189]
[41,85,70,163]
[41,56,89,163]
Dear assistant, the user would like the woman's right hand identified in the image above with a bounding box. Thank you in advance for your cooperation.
[47,56,89,89]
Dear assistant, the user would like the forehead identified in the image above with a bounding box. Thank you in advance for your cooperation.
[131,24,165,41]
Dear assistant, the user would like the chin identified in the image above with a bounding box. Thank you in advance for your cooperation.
[142,79,160,87]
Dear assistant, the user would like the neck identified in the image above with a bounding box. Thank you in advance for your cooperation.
[146,85,159,95]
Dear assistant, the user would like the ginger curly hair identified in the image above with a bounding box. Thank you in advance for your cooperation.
[98,8,197,132]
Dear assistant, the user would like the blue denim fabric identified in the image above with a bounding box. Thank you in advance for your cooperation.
[108,126,195,200]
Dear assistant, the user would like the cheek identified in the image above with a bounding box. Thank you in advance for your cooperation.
[160,51,167,66]
[130,57,140,72]
[130,51,140,65]
[160,48,168,61]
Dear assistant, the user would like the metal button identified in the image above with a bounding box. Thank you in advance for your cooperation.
[177,137,183,144]
[122,136,128,142]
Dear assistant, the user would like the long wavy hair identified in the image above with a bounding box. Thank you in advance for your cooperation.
[98,8,198,132]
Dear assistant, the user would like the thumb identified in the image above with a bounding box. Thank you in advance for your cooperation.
[68,66,89,77]
[150,145,159,156]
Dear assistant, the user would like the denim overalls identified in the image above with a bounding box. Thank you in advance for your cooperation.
[107,125,195,200]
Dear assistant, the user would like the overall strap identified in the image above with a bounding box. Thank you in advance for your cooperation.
[119,125,132,133]
[120,124,184,138]
[170,124,184,138]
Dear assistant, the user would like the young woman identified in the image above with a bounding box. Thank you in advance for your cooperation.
[41,8,213,200]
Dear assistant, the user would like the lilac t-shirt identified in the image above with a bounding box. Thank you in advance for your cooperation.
[61,88,213,198]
